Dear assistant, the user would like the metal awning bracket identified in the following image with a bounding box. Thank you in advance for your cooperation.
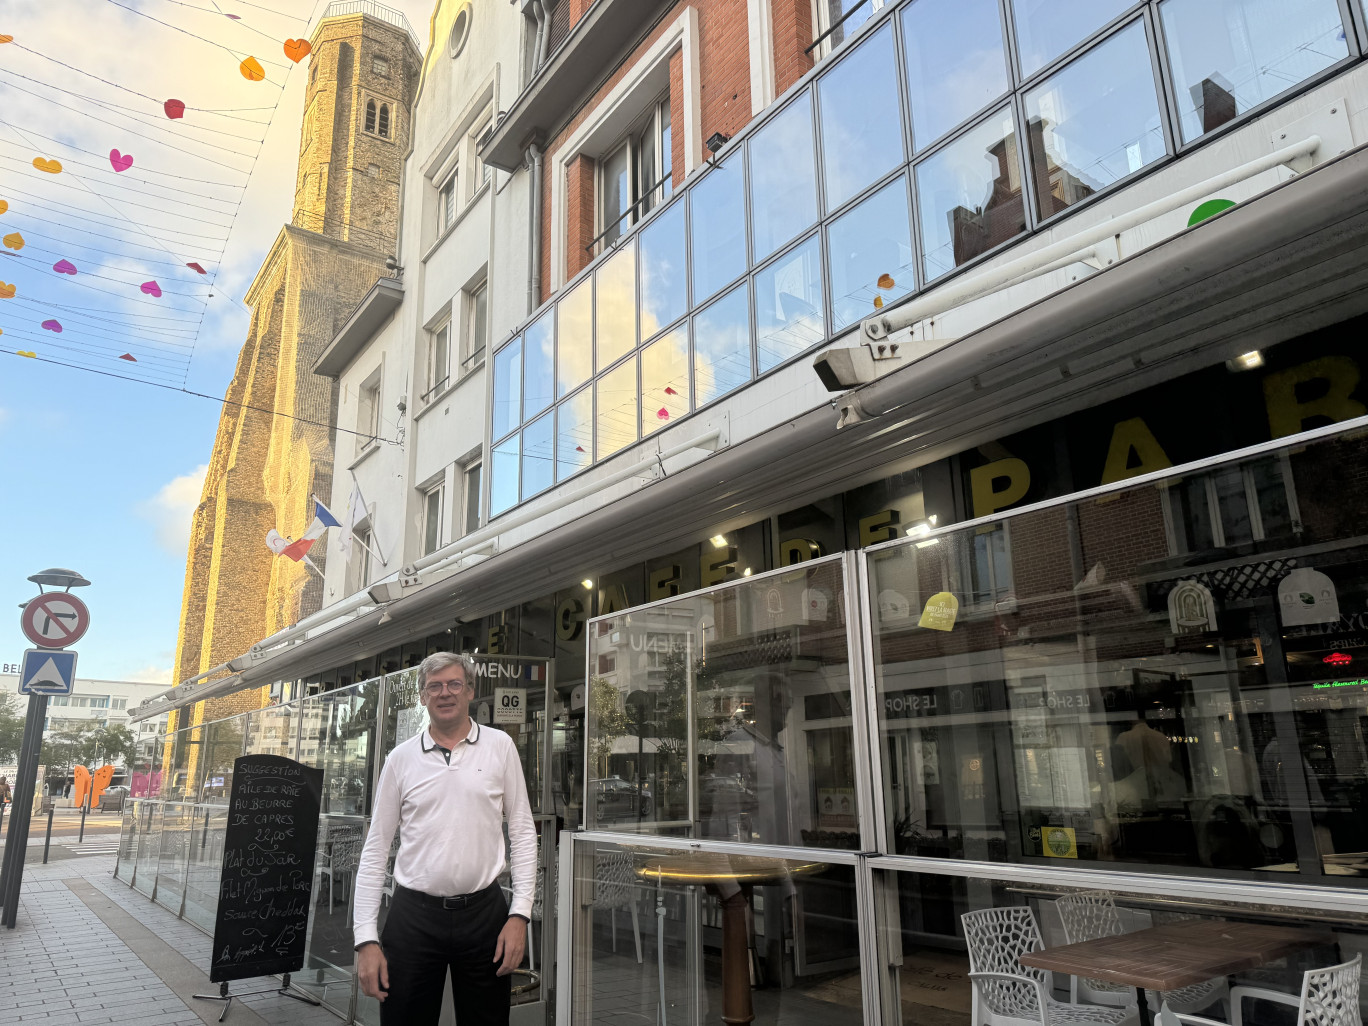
[1274,101,1350,175]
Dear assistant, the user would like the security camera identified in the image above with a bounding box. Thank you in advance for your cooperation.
[812,341,906,392]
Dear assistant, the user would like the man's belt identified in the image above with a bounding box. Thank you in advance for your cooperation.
[395,880,501,910]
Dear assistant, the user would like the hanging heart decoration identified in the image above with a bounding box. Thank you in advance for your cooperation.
[17,350,36,358]
[109,149,134,172]
[0,200,8,215]
[119,353,137,362]
[239,57,265,81]
[2,232,24,251]
[283,38,311,62]
[140,280,162,297]
[186,262,206,274]
[41,319,62,332]
[164,98,186,119]
[0,282,15,299]
[32,157,62,173]
[53,259,77,275]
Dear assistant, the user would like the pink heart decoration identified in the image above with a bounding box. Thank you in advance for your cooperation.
[664,386,678,395]
[109,149,133,172]
[164,99,185,120]
[186,261,206,274]
[41,319,62,332]
[140,280,162,297]
[657,407,670,420]
[119,353,137,362]
[52,259,77,275]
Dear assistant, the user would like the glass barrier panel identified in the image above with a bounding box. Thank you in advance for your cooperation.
[868,425,1368,882]
[586,557,859,850]
[568,837,864,1026]
[871,866,1368,1026]
[300,679,380,817]
[154,801,194,913]
[162,724,195,801]
[246,704,299,759]
[304,812,368,1014]
[114,804,137,881]
[380,668,423,760]
[197,715,247,805]
[183,803,229,933]
[132,800,163,897]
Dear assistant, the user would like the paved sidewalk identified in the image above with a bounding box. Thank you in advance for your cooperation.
[0,855,345,1026]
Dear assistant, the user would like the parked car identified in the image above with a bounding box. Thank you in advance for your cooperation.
[590,776,652,820]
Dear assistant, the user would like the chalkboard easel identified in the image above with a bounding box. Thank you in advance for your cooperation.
[194,755,326,1021]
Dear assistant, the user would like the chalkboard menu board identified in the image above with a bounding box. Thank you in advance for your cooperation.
[210,755,324,983]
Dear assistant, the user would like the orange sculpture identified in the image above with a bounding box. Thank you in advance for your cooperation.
[72,764,91,807]
[92,764,114,807]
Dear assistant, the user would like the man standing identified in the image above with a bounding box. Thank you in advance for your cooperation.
[354,652,537,1024]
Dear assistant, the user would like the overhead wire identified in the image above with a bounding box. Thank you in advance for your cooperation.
[0,221,222,274]
[105,0,293,81]
[8,295,201,339]
[3,182,236,231]
[0,149,245,205]
[0,123,253,185]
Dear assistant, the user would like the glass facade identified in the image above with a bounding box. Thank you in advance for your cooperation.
[491,0,1360,514]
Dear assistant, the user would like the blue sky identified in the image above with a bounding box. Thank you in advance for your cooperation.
[1,0,432,683]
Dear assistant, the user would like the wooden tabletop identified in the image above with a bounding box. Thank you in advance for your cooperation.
[1019,920,1336,991]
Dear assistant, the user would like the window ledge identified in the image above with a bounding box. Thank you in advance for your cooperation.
[423,180,492,264]
[349,442,382,471]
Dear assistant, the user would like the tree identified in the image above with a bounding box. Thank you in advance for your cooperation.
[0,691,24,765]
[587,675,630,777]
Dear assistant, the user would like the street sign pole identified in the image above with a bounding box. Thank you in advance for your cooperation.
[0,693,49,926]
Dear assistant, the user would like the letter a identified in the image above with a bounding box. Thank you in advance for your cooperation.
[1100,417,1172,484]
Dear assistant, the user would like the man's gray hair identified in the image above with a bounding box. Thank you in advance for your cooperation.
[418,651,477,688]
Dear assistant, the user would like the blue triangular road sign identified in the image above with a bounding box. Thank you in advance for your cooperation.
[19,647,78,695]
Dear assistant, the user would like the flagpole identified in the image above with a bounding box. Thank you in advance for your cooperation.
[302,556,325,579]
[349,471,389,566]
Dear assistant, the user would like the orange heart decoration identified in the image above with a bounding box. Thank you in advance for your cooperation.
[32,157,62,173]
[877,273,895,290]
[240,57,265,81]
[17,350,36,358]
[0,200,8,215]
[283,38,311,63]
[0,282,15,298]
[2,232,23,251]
[0,35,13,44]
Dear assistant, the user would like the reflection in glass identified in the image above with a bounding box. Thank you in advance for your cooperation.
[641,326,689,437]
[640,201,688,339]
[820,0,877,51]
[691,157,746,303]
[570,839,864,1026]
[557,387,593,481]
[750,92,818,262]
[523,410,555,498]
[1161,0,1348,143]
[1012,0,1132,78]
[557,277,592,399]
[595,243,637,370]
[755,235,825,372]
[916,108,1025,280]
[693,282,752,406]
[492,337,521,439]
[491,434,520,515]
[902,0,1009,150]
[596,359,637,461]
[1025,21,1165,220]
[523,311,554,418]
[585,559,857,849]
[828,175,914,331]
[818,22,905,212]
[599,141,631,250]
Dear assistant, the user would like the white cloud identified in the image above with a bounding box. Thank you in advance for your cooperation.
[124,664,176,686]
[140,464,209,558]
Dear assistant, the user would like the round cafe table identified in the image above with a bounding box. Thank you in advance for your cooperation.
[635,852,825,1026]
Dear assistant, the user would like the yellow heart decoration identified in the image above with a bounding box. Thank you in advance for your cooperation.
[240,56,265,81]
[0,36,13,44]
[0,200,8,215]
[0,282,14,298]
[17,350,36,358]
[2,232,23,251]
[32,157,62,174]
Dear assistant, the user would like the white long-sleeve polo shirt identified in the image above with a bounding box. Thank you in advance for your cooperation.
[352,721,536,947]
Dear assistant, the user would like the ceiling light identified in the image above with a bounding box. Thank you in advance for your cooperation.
[710,534,727,548]
[581,579,593,590]
[742,568,752,577]
[1226,350,1264,371]
[915,539,940,549]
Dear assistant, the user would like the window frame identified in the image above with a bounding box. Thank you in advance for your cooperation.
[421,482,444,555]
[593,94,672,256]
[361,92,398,143]
[462,279,489,373]
[462,460,483,536]
[439,169,459,232]
[424,318,451,402]
[355,369,383,457]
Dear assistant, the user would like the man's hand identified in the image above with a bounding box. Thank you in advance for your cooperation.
[357,943,389,1001]
[493,917,527,977]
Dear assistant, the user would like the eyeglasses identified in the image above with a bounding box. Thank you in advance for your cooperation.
[424,680,471,695]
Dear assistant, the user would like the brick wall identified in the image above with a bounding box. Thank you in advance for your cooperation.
[772,0,814,95]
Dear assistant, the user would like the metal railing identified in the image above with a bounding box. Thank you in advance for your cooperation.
[319,0,421,52]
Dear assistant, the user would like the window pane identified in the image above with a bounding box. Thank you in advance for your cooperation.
[522,410,555,499]
[557,388,593,481]
[557,277,592,399]
[637,115,658,216]
[1012,0,1132,78]
[471,285,487,355]
[641,326,689,437]
[916,107,1025,281]
[818,22,905,212]
[690,157,746,304]
[463,464,481,534]
[823,0,876,50]
[659,101,673,202]
[640,201,687,340]
[423,490,441,554]
[600,142,630,249]
[431,325,448,390]
[902,0,1009,151]
[1160,0,1348,143]
[490,435,519,516]
[595,242,637,370]
[1024,20,1165,221]
[828,175,915,331]
[492,337,522,439]
[750,92,818,263]
[523,310,554,418]
[756,235,825,373]
[693,282,751,406]
[596,358,638,461]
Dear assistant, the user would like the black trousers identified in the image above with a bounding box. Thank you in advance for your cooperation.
[378,882,513,1026]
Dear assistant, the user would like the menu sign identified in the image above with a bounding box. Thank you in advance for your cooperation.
[210,755,323,983]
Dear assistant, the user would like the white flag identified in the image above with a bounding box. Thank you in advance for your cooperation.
[341,481,366,556]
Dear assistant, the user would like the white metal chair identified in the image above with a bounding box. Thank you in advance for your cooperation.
[1159,953,1361,1026]
[595,850,642,964]
[962,906,1137,1026]
[319,825,364,914]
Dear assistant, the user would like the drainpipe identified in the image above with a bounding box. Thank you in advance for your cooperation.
[536,0,552,67]
[531,0,547,71]
[526,140,544,315]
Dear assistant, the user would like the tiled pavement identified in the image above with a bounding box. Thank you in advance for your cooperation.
[0,854,342,1026]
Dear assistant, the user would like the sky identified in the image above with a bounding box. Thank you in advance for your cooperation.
[0,0,434,685]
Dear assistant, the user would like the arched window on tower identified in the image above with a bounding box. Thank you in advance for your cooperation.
[365,99,376,133]
[378,103,390,139]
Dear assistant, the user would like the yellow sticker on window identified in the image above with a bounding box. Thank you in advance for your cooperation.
[1043,826,1077,859]
[918,592,958,631]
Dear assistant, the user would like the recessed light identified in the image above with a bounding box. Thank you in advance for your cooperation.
[710,534,727,548]
[581,579,593,590]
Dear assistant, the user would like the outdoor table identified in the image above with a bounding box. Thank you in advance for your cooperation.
[636,852,826,1026]
[1019,920,1336,1026]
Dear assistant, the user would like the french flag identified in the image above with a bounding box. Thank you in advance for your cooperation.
[268,496,343,561]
